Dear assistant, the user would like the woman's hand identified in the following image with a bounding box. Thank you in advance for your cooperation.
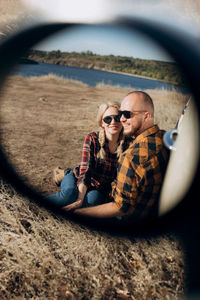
[62,183,87,212]
[62,199,83,212]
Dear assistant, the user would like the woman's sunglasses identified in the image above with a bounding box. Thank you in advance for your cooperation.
[103,114,121,124]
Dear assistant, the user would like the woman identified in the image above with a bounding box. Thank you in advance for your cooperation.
[45,102,129,210]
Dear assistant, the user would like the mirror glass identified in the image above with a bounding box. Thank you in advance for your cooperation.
[0,24,198,216]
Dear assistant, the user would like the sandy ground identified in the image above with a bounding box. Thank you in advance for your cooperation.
[0,75,188,195]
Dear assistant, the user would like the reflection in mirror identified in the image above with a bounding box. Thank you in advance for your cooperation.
[0,24,196,218]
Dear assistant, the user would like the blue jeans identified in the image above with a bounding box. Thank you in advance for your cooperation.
[45,170,104,207]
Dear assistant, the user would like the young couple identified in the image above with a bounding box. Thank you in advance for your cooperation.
[45,91,169,222]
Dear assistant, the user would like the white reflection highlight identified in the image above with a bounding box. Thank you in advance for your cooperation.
[22,0,112,23]
[22,0,200,36]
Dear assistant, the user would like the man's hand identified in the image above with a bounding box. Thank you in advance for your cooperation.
[62,199,83,212]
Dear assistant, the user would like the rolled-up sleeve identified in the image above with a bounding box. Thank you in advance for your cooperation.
[77,134,95,187]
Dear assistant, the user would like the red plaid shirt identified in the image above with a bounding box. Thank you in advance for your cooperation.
[73,131,130,198]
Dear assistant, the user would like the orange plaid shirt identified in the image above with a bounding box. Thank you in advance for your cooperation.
[111,125,169,221]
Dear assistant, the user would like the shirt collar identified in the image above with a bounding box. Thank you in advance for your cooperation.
[132,125,160,145]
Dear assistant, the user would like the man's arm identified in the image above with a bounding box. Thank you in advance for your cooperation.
[70,202,124,218]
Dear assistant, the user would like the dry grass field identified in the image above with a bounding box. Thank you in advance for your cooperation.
[0,74,190,299]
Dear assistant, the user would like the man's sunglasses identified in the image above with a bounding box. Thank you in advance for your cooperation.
[103,114,121,124]
[118,110,147,119]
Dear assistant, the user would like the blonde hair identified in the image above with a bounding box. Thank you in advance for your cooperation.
[96,102,125,160]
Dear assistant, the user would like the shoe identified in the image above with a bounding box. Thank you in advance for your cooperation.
[53,167,64,186]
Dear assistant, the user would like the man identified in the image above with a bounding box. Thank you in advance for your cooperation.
[65,91,169,222]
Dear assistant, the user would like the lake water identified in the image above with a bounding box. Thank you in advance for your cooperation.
[12,62,187,92]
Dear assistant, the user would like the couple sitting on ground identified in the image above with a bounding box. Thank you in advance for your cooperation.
[45,91,169,222]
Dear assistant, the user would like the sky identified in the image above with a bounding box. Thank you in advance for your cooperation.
[21,0,200,62]
[35,25,173,62]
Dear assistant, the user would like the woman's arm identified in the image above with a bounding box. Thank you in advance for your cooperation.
[77,132,97,187]
[77,182,88,201]
[63,133,98,211]
[63,182,87,211]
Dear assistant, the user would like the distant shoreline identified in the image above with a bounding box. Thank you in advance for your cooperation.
[106,69,159,82]
[19,58,39,65]
[27,50,185,86]
[18,59,176,86]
